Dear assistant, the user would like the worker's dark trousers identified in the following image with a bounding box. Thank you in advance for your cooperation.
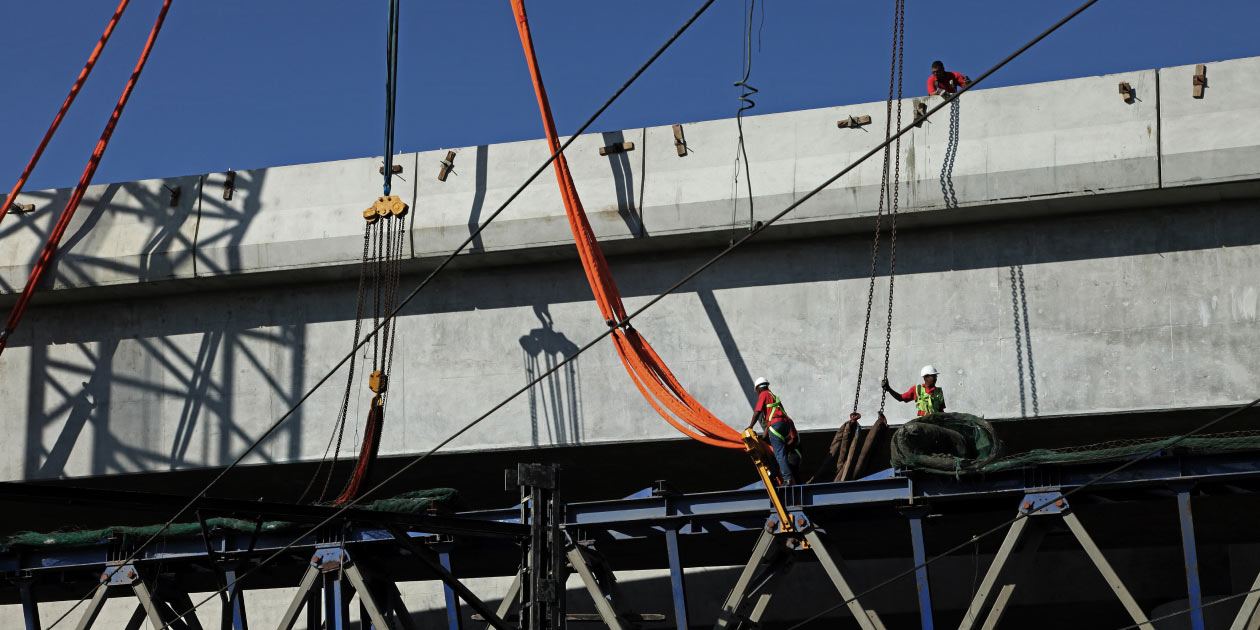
[768,432,795,485]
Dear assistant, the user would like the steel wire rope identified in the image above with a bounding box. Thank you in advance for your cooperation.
[41,3,719,627]
[149,1,1121,625]
[781,394,1260,630]
[382,0,400,196]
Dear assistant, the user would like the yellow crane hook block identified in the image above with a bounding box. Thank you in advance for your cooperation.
[363,195,409,222]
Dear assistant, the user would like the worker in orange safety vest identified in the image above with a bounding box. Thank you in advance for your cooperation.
[747,377,801,485]
[883,365,947,417]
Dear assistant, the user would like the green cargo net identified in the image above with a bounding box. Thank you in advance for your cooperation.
[891,413,1260,475]
[2,488,460,552]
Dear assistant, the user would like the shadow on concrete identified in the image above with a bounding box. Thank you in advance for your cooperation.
[601,131,643,238]
[468,145,489,253]
[697,288,756,408]
[519,304,583,446]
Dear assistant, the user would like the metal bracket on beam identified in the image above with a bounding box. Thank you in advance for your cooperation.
[222,170,235,201]
[599,142,635,156]
[379,164,404,175]
[7,202,35,214]
[1193,64,1207,99]
[1119,81,1134,103]
[837,114,872,129]
[438,150,457,182]
[672,124,687,156]
[913,101,929,128]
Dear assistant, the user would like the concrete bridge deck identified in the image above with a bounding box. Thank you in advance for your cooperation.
[0,56,1257,483]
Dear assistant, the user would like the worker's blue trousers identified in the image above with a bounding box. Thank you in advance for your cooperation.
[768,432,795,485]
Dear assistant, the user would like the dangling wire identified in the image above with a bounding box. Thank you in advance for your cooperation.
[382,0,401,195]
[729,0,760,245]
[852,0,905,415]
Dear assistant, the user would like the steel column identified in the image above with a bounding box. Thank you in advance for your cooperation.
[341,564,391,630]
[437,547,463,630]
[130,580,170,629]
[906,510,935,630]
[275,564,320,630]
[18,579,40,630]
[486,571,522,630]
[566,542,630,630]
[1176,491,1206,630]
[73,583,109,630]
[323,571,353,630]
[665,527,690,630]
[384,525,513,630]
[1062,511,1154,630]
[223,568,248,630]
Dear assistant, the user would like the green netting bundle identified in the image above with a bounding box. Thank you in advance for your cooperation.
[361,488,461,514]
[981,431,1260,473]
[890,413,1003,475]
[2,518,292,552]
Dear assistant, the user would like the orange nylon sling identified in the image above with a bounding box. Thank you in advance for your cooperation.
[509,0,742,449]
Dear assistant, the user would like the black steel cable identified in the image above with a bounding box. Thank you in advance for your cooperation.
[382,0,400,195]
[1109,582,1260,630]
[729,0,758,244]
[41,3,719,628]
[150,1,1123,626]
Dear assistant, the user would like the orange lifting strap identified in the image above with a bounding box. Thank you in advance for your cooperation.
[509,0,742,450]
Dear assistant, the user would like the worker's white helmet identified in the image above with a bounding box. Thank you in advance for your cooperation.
[921,365,940,377]
[753,377,769,389]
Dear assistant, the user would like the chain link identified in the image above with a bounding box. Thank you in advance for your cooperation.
[853,0,905,415]
[879,0,905,414]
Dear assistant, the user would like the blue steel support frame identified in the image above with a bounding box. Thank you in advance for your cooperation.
[1176,489,1206,630]
[439,546,464,630]
[664,527,689,630]
[18,579,40,630]
[223,568,247,630]
[324,571,352,630]
[905,509,935,630]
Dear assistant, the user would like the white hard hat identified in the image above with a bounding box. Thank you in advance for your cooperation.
[753,377,769,389]
[921,365,940,377]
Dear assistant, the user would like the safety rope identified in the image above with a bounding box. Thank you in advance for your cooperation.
[0,0,172,358]
[0,0,131,231]
[511,0,743,449]
[728,0,759,245]
[851,0,904,415]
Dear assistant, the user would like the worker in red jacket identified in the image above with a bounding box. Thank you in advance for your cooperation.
[747,377,801,485]
[883,365,946,417]
[927,60,968,96]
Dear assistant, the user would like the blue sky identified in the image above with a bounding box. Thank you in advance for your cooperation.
[2,1,1257,192]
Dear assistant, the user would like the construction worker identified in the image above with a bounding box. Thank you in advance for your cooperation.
[747,377,801,485]
[927,60,968,97]
[882,365,946,417]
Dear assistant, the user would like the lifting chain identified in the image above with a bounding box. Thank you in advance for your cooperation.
[853,0,905,415]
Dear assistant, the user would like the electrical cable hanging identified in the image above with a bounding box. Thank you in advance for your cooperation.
[511,0,742,449]
[0,0,132,231]
[0,0,172,359]
[851,0,905,416]
[728,0,759,244]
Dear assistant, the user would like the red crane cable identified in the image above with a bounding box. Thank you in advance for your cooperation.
[509,0,743,449]
[0,0,173,356]
[0,0,132,229]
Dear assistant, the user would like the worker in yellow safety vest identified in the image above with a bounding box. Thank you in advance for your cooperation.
[883,365,947,417]
[747,377,801,485]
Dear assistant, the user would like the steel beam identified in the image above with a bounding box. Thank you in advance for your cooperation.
[438,547,463,630]
[665,527,690,630]
[957,515,1030,630]
[275,564,321,630]
[1062,511,1154,630]
[73,583,109,630]
[384,525,513,630]
[1176,490,1206,630]
[323,571,352,630]
[130,580,170,630]
[804,529,881,630]
[1228,569,1260,630]
[340,563,391,630]
[568,542,631,630]
[714,528,778,630]
[224,568,248,630]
